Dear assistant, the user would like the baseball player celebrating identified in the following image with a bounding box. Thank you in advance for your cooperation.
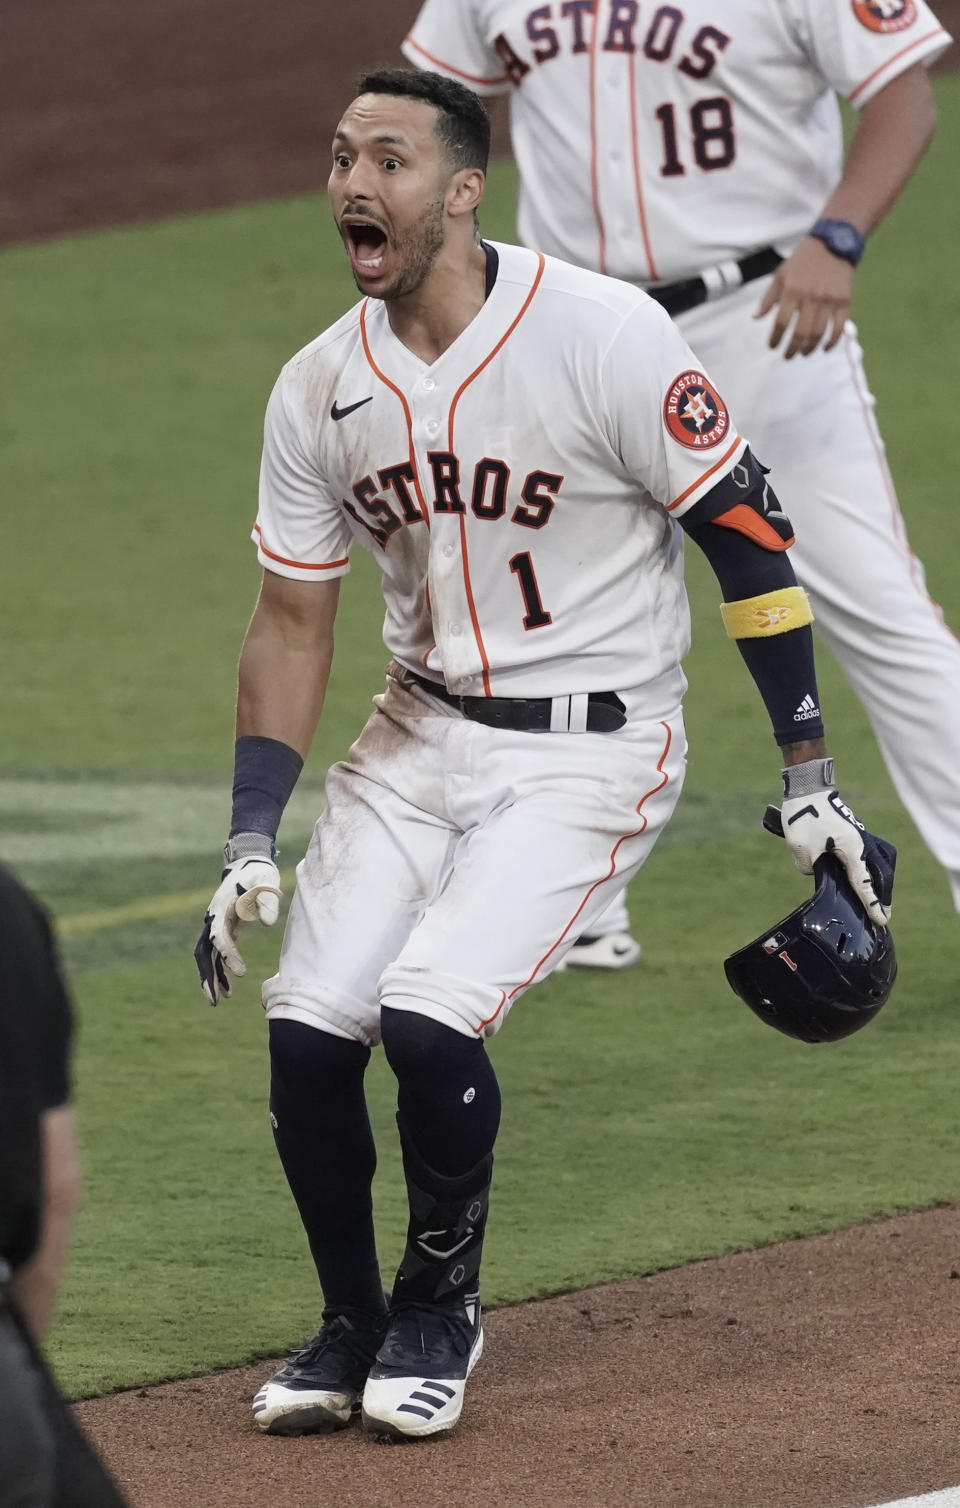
[194,70,894,1443]
[403,0,960,942]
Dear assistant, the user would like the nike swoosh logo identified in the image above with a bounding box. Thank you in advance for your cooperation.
[330,396,373,421]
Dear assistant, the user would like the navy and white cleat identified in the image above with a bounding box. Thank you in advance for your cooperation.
[361,1293,483,1441]
[252,1308,386,1436]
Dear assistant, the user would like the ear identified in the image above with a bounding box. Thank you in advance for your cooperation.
[446,167,485,221]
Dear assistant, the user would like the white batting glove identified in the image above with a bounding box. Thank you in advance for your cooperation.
[768,758,894,928]
[194,833,283,1005]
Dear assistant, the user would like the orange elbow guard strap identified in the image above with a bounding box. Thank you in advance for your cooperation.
[720,587,813,639]
[713,503,794,551]
[680,447,795,551]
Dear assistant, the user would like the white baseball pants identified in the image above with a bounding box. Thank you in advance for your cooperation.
[262,665,686,1041]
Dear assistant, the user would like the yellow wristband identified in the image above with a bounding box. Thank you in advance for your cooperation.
[720,586,813,639]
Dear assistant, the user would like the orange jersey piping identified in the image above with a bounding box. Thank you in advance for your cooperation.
[422,580,435,668]
[474,718,675,1032]
[666,436,743,512]
[848,29,948,105]
[628,51,659,280]
[588,4,608,274]
[253,523,349,572]
[403,34,510,88]
[359,302,431,529]
[446,253,547,696]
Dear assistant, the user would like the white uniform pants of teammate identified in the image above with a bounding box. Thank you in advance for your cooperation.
[689,275,960,910]
[262,665,686,1039]
[591,273,960,938]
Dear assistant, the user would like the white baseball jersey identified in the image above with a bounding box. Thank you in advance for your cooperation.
[254,241,747,702]
[402,0,951,282]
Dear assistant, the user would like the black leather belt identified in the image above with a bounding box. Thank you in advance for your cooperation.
[646,246,783,318]
[408,670,627,733]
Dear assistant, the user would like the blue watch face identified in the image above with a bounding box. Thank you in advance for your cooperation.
[814,220,862,261]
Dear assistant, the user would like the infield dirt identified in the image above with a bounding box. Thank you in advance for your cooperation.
[77,1207,960,1508]
[7,5,960,1505]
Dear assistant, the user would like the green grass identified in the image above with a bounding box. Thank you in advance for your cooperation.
[57,839,960,1397]
[2,76,959,1396]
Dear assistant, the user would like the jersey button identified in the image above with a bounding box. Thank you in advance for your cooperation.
[443,543,454,557]
[450,623,462,637]
[422,378,436,392]
[425,419,440,436]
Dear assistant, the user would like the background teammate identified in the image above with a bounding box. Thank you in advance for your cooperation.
[195,70,893,1443]
[403,0,960,945]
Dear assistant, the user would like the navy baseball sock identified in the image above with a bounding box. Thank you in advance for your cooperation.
[379,1006,502,1176]
[268,1020,387,1319]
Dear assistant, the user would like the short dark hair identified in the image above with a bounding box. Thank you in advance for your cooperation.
[355,68,490,174]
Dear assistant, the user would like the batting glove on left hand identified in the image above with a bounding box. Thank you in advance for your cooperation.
[194,834,283,1005]
[765,758,895,927]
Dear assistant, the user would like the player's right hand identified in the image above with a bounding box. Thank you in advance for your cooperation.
[194,851,283,1005]
[755,238,854,359]
[763,794,896,928]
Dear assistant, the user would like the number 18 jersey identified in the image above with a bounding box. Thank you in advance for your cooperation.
[403,0,950,282]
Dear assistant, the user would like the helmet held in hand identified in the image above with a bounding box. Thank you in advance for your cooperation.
[723,851,897,1043]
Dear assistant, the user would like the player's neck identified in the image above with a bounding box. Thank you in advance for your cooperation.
[386,241,488,365]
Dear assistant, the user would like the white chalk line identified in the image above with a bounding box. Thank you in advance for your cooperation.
[866,1488,960,1508]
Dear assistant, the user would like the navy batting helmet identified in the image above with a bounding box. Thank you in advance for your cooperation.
[724,847,897,1044]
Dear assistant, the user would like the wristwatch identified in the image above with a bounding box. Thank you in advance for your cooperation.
[809,218,865,266]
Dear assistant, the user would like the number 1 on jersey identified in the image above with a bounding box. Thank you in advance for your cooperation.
[509,552,552,630]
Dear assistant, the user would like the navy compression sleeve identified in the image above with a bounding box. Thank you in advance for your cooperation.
[229,735,303,844]
[680,461,824,747]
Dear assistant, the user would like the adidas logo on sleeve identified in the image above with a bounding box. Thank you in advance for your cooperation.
[794,694,820,722]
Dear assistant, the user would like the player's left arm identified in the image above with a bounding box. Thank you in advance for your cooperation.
[757,63,937,359]
[604,301,893,911]
[679,452,895,922]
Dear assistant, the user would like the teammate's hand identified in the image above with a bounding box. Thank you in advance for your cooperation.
[194,849,283,1005]
[764,794,896,927]
[755,239,854,360]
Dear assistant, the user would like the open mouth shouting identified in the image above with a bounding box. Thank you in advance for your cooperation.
[341,215,390,282]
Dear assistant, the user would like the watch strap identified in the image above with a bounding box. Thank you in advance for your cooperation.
[809,218,865,266]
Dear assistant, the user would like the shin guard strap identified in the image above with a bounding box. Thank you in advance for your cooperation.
[394,1114,493,1303]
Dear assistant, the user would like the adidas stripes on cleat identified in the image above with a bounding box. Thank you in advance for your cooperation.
[361,1293,483,1441]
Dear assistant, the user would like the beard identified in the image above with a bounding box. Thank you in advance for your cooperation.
[356,191,447,301]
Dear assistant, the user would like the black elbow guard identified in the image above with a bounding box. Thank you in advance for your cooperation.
[681,447,795,553]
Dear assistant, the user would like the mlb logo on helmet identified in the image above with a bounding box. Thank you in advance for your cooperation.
[851,0,916,33]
